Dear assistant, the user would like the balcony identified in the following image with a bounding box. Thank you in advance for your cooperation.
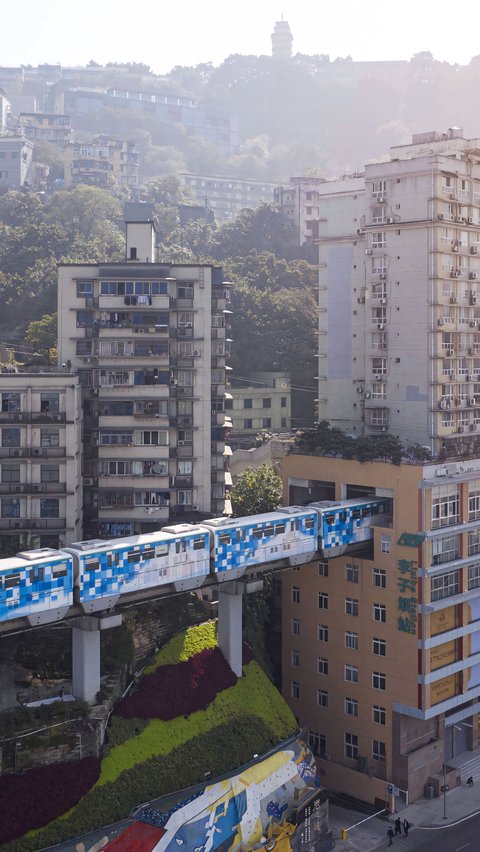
[0,412,66,424]
[0,518,66,531]
[173,475,193,487]
[0,447,67,459]
[0,483,67,495]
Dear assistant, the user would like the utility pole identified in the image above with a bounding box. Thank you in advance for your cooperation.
[443,762,447,819]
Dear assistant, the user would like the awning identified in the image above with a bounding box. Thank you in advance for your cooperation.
[223,444,233,456]
[223,498,233,516]
[225,471,233,486]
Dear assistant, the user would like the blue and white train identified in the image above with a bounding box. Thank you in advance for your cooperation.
[0,497,391,626]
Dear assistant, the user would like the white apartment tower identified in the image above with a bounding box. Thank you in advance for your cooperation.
[317,129,480,454]
[57,220,232,538]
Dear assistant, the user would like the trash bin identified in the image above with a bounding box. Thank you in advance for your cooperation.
[424,784,434,799]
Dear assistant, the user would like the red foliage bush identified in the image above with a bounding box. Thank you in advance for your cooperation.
[0,756,100,844]
[115,647,238,720]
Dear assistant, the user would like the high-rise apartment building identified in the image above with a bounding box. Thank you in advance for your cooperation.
[282,452,480,804]
[316,128,480,454]
[0,370,83,555]
[57,220,232,538]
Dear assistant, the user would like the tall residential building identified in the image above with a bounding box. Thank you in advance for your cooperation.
[18,112,71,146]
[0,369,83,555]
[315,128,480,454]
[0,132,33,189]
[282,452,480,804]
[57,220,232,538]
[63,137,139,192]
[180,174,276,224]
[274,176,365,246]
[228,372,292,441]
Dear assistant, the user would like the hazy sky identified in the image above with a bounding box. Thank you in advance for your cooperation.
[3,0,480,72]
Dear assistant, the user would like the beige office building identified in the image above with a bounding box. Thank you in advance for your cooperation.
[57,220,232,538]
[0,370,83,555]
[282,452,480,804]
[315,128,480,455]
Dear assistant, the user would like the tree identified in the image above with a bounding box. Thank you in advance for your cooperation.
[212,204,298,260]
[230,465,282,517]
[25,313,57,351]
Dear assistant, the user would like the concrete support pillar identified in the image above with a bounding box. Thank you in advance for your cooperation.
[72,622,100,704]
[71,613,122,704]
[218,583,244,678]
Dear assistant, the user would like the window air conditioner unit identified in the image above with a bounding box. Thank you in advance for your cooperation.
[365,249,372,255]
[33,448,40,456]
[469,217,474,224]
[446,350,453,356]
[470,321,477,328]
[453,245,459,253]
[438,213,445,220]
[379,273,386,280]
[83,477,94,486]
[470,398,476,406]
[380,298,387,305]
[450,296,457,303]
[365,392,371,398]
[32,485,40,492]
[377,323,385,330]
[192,505,199,511]
[380,426,388,431]
[470,273,478,280]
[83,356,92,363]
[386,217,394,224]
[438,319,444,327]
[456,217,463,223]
[471,246,479,255]
[458,426,465,433]
[470,424,476,431]
[357,296,365,303]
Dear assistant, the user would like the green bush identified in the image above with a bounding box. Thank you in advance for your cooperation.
[143,619,217,672]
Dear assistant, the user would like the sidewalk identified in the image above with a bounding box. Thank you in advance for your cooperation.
[328,746,480,851]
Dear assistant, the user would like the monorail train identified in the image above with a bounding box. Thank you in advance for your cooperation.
[0,497,391,626]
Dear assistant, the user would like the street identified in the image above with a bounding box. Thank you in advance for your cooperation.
[380,811,480,852]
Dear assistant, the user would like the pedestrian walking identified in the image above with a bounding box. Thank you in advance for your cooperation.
[467,776,474,787]
[387,826,394,846]
[394,817,401,835]
[403,818,410,837]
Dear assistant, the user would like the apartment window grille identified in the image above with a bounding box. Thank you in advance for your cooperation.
[372,232,386,247]
[432,534,460,565]
[431,485,460,529]
[469,480,480,520]
[430,570,460,601]
[468,563,480,590]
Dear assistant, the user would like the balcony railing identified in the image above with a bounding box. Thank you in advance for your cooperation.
[0,483,67,495]
[0,518,66,531]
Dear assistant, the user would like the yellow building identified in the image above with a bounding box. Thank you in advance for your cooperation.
[63,136,138,191]
[281,451,480,804]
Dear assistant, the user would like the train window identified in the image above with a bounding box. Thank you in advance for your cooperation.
[29,567,45,583]
[252,529,263,540]
[127,552,141,564]
[141,548,155,561]
[352,510,361,519]
[107,552,120,567]
[52,563,68,577]
[193,538,206,550]
[304,518,315,530]
[276,523,286,534]
[219,533,231,545]
[155,545,168,557]
[236,529,246,542]
[325,515,335,526]
[175,541,187,554]
[5,574,20,589]
[85,559,100,572]
[290,519,300,531]
[339,512,346,523]
[263,526,275,537]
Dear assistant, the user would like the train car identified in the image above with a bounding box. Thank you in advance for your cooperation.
[0,548,73,626]
[311,496,392,558]
[65,526,211,613]
[202,508,318,580]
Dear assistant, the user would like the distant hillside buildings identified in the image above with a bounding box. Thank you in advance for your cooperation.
[180,174,276,223]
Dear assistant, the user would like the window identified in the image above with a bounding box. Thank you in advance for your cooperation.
[2,498,20,518]
[177,460,192,475]
[380,534,391,553]
[431,570,460,601]
[281,396,287,408]
[291,649,300,667]
[373,671,386,690]
[318,592,329,609]
[76,280,93,297]
[262,398,272,408]
[373,637,386,656]
[40,392,59,414]
[244,399,253,409]
[39,498,59,518]
[469,529,480,556]
[291,681,300,699]
[2,464,20,483]
[372,740,386,761]
[40,465,59,483]
[318,561,329,576]
[345,597,359,616]
[308,731,326,757]
[346,563,359,583]
[468,480,480,520]
[373,568,386,588]
[468,563,480,590]
[317,689,328,708]
[292,586,300,603]
[291,617,300,636]
[345,630,359,650]
[317,624,329,642]
[431,484,460,529]
[345,697,358,716]
[40,429,59,448]
[1,393,20,413]
[345,664,359,683]
[262,417,272,428]
[432,534,460,566]
[372,358,387,377]
[317,657,329,675]
[372,382,387,400]
[373,603,386,623]
[372,232,386,247]
[2,428,20,447]
[345,732,358,760]
[373,705,386,725]
[244,419,253,430]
